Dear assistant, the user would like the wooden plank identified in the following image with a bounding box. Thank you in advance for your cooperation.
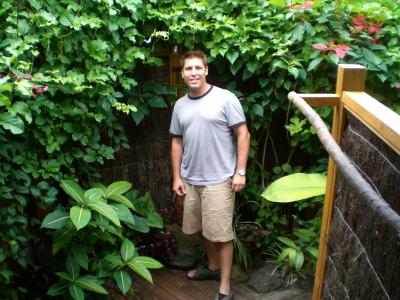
[312,64,366,300]
[342,91,400,155]
[297,94,340,107]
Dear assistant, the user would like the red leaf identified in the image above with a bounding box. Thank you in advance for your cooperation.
[336,44,352,51]
[334,48,346,59]
[369,25,381,33]
[300,1,313,9]
[312,44,329,51]
[355,25,366,31]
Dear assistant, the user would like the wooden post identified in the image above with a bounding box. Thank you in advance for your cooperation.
[312,64,367,300]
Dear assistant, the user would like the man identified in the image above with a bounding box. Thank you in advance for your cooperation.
[170,50,250,300]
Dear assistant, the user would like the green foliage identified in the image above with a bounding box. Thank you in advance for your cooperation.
[261,173,327,202]
[0,0,399,295]
[43,180,163,298]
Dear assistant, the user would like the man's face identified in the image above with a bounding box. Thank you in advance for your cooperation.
[181,57,208,90]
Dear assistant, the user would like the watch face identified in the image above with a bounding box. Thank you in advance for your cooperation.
[237,171,246,176]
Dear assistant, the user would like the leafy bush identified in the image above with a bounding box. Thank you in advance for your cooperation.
[42,180,164,298]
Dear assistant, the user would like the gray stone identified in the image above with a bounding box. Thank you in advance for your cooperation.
[166,224,203,269]
[246,262,285,293]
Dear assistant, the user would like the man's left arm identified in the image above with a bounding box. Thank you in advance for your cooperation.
[232,124,250,192]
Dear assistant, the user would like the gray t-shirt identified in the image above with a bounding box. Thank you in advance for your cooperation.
[170,85,246,185]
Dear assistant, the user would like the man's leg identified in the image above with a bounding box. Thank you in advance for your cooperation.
[216,240,233,295]
[187,236,219,278]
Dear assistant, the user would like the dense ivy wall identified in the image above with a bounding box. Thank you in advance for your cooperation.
[0,0,399,297]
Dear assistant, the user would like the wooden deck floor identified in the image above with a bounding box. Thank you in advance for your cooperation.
[109,268,312,300]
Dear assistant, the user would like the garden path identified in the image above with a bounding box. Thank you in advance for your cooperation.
[109,268,312,300]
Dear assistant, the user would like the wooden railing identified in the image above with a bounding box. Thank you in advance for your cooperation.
[289,64,400,300]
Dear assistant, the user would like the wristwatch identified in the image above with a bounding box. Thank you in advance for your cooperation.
[235,169,246,176]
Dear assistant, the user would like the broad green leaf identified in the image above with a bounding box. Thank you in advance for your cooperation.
[261,173,327,202]
[294,251,305,271]
[253,104,263,117]
[41,210,70,229]
[69,284,84,300]
[113,270,131,295]
[111,204,135,225]
[87,201,121,227]
[127,215,149,233]
[47,282,67,296]
[66,255,80,280]
[132,256,163,269]
[84,188,103,202]
[121,239,135,262]
[306,247,318,258]
[0,112,24,134]
[226,51,239,65]
[277,236,297,249]
[269,0,285,7]
[307,57,323,72]
[75,275,108,294]
[71,245,89,270]
[104,253,124,267]
[105,181,131,197]
[61,180,85,204]
[70,206,91,230]
[145,212,164,229]
[108,194,134,209]
[127,259,153,284]
[0,94,11,107]
[0,84,12,92]
[56,272,73,282]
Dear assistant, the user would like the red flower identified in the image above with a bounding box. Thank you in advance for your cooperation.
[352,15,366,26]
[312,41,352,59]
[31,93,36,97]
[355,25,366,31]
[43,85,49,92]
[24,73,32,80]
[35,88,44,94]
[0,73,4,78]
[396,83,400,89]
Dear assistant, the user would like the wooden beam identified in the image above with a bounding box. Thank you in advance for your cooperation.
[342,91,400,155]
[312,64,367,300]
[297,94,340,107]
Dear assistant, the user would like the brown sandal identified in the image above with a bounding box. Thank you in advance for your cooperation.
[186,264,220,281]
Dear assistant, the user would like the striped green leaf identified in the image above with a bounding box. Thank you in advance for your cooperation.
[75,275,108,294]
[108,194,134,209]
[41,210,70,229]
[127,259,152,284]
[131,256,163,269]
[105,181,131,197]
[66,256,80,280]
[56,271,73,282]
[113,270,131,295]
[111,204,135,225]
[71,245,88,270]
[47,282,67,296]
[87,201,121,227]
[104,253,124,267]
[70,206,91,230]
[84,188,103,202]
[120,239,135,262]
[69,284,84,300]
[61,180,85,204]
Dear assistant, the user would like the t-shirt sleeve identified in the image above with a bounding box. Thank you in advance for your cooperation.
[169,107,182,137]
[226,93,246,128]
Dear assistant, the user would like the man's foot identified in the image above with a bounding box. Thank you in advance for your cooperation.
[215,290,234,300]
[186,264,220,281]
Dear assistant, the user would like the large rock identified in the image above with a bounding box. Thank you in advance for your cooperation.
[166,224,203,270]
[246,262,285,293]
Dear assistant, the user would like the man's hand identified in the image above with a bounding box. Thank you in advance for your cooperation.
[232,174,246,192]
[173,177,186,196]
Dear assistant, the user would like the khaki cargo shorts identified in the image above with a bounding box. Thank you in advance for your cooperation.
[182,179,235,242]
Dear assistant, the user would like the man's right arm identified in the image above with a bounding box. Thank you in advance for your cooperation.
[171,137,186,196]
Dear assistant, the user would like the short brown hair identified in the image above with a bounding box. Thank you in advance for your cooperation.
[179,50,208,68]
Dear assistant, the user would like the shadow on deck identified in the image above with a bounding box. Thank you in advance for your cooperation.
[110,268,312,300]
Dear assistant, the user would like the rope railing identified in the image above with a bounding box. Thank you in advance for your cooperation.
[288,91,400,235]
